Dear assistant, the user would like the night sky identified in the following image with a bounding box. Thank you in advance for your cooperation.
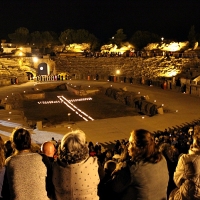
[0,0,200,42]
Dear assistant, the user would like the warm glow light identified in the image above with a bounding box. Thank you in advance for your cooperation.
[33,57,38,63]
[38,101,62,104]
[101,43,134,54]
[37,98,93,104]
[160,69,179,77]
[116,70,120,75]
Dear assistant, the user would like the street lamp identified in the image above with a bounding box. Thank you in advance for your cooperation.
[161,37,164,42]
[68,113,71,122]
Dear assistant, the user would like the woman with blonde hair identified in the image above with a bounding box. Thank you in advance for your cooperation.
[169,132,200,200]
[52,129,102,200]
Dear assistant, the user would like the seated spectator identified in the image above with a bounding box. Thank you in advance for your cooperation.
[89,146,97,157]
[169,131,200,200]
[40,141,56,199]
[0,137,5,200]
[109,129,169,200]
[4,140,13,158]
[52,129,103,200]
[98,160,117,200]
[2,127,49,200]
[41,141,56,162]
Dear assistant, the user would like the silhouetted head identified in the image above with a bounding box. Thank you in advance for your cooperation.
[41,141,56,157]
[11,127,31,151]
[128,129,162,163]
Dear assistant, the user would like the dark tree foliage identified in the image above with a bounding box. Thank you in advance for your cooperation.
[130,31,160,50]
[59,29,99,52]
[109,29,127,47]
[8,27,29,46]
[188,25,196,49]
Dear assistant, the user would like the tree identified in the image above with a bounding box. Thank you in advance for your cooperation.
[41,31,53,53]
[110,29,127,47]
[8,27,29,46]
[130,31,160,50]
[59,29,99,52]
[30,31,42,48]
[59,29,75,52]
[188,25,196,49]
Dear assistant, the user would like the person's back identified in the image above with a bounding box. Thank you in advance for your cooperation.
[110,129,169,200]
[3,127,49,200]
[52,129,100,200]
[169,131,200,200]
[53,156,99,200]
[5,152,49,200]
[128,156,168,200]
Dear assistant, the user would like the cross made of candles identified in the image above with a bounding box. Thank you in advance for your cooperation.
[38,96,94,121]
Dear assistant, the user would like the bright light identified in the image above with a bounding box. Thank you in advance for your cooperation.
[160,69,179,77]
[33,57,38,63]
[116,70,120,75]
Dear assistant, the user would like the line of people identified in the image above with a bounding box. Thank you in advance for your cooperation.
[0,125,199,199]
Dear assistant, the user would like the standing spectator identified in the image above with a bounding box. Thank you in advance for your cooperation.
[169,132,200,199]
[110,129,169,200]
[50,137,57,147]
[175,77,181,92]
[3,127,49,200]
[52,129,102,200]
[0,137,5,200]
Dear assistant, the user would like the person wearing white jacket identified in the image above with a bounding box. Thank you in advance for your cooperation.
[169,132,200,200]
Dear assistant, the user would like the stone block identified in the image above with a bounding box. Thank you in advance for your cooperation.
[5,104,12,110]
[37,121,43,130]
[157,107,164,114]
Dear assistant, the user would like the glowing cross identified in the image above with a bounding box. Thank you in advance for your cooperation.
[37,97,94,121]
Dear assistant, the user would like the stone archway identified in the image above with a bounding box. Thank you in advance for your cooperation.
[38,62,48,75]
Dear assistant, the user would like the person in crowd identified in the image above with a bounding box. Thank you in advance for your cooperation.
[109,129,169,200]
[41,141,56,162]
[0,137,5,200]
[175,77,181,92]
[40,141,56,199]
[52,129,103,200]
[4,140,13,158]
[98,160,117,200]
[2,127,50,200]
[50,137,57,147]
[169,131,200,200]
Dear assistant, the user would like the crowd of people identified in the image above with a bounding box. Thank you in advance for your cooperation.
[0,124,200,199]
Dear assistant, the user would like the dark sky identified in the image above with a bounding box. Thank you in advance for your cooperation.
[0,0,200,42]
